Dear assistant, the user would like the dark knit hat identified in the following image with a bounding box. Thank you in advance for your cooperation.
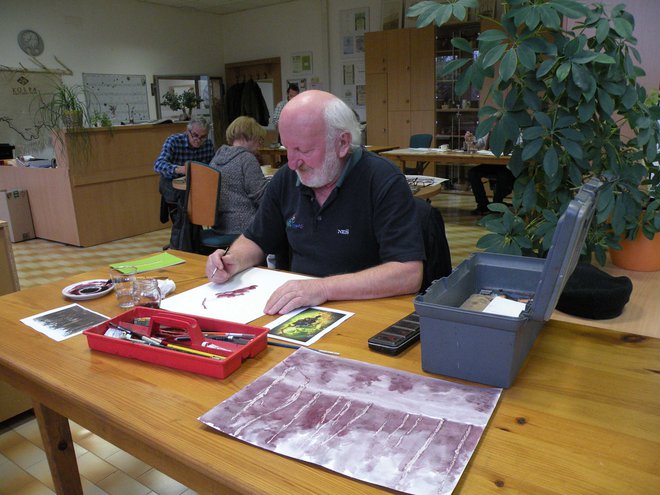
[556,263,633,320]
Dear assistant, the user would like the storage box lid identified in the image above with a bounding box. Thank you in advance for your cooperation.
[528,178,601,322]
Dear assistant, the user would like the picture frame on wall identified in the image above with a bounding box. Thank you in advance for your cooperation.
[292,52,313,75]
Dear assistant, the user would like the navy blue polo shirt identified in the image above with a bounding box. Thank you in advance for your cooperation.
[244,147,425,277]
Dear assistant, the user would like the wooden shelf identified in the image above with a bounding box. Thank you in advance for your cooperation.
[437,108,478,113]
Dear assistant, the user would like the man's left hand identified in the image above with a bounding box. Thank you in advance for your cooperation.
[264,279,329,315]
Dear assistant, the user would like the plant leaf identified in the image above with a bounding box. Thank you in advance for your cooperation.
[482,43,508,69]
[612,16,633,40]
[522,137,544,160]
[517,42,537,70]
[436,58,470,78]
[596,18,610,43]
[536,58,556,78]
[559,136,584,159]
[500,49,517,82]
[478,29,509,42]
[451,37,473,54]
[543,145,559,177]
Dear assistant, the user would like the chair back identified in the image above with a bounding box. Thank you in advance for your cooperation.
[410,134,433,148]
[186,161,221,227]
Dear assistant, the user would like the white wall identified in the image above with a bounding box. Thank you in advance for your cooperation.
[3,0,656,124]
[599,0,660,93]
[220,0,329,95]
[1,0,225,120]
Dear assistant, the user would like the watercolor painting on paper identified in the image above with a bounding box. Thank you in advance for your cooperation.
[199,348,501,494]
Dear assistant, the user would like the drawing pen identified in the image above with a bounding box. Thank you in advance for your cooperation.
[267,341,340,356]
[175,335,250,345]
[210,246,231,278]
[162,342,226,360]
[108,323,225,359]
[204,332,255,339]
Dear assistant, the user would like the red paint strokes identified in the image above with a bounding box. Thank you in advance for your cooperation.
[215,285,258,298]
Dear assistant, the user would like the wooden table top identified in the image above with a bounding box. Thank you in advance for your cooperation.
[258,144,398,161]
[550,260,660,339]
[0,251,658,494]
[382,148,510,167]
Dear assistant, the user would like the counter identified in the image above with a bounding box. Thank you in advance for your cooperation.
[0,123,186,246]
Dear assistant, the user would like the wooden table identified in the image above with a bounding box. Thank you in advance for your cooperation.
[258,145,398,168]
[0,251,658,495]
[551,260,660,339]
[382,148,510,172]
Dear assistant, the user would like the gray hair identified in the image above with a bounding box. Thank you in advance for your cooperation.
[187,116,209,131]
[324,98,361,147]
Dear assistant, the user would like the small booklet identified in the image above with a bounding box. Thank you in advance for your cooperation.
[110,252,185,274]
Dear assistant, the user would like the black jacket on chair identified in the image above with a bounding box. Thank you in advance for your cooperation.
[414,198,452,292]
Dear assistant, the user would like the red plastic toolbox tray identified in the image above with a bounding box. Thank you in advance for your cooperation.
[84,307,268,379]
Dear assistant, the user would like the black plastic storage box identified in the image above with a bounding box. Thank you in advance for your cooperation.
[414,179,601,388]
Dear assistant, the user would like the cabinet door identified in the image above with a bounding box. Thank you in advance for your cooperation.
[365,31,388,74]
[388,110,412,149]
[386,29,411,112]
[411,110,435,144]
[366,73,389,145]
[410,25,435,112]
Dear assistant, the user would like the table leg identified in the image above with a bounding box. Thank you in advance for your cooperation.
[34,401,83,495]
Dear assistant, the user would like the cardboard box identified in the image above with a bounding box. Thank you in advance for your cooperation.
[0,190,35,242]
[414,179,601,388]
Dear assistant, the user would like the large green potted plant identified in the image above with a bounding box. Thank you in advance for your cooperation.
[408,0,660,266]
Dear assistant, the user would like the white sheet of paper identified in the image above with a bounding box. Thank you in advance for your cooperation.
[482,296,526,317]
[21,304,109,342]
[266,306,353,346]
[159,267,313,324]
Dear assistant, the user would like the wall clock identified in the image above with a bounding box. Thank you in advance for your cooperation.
[18,29,44,57]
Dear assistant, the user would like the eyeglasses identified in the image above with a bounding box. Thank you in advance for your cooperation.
[188,129,208,141]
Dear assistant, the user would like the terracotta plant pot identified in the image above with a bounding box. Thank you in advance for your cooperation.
[609,234,660,272]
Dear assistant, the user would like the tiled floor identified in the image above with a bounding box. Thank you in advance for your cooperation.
[0,193,486,494]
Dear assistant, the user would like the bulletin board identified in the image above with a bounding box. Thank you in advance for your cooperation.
[82,73,150,124]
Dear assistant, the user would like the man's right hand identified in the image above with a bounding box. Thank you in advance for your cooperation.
[206,249,239,284]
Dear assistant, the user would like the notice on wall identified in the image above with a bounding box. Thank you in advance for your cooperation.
[82,73,150,124]
[0,69,58,158]
[338,7,369,112]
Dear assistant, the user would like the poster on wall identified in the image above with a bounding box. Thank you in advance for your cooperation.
[339,7,369,113]
[82,73,149,124]
[0,70,59,158]
[292,52,313,75]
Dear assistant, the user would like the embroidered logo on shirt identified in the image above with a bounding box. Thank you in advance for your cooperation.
[286,215,304,230]
[337,228,350,235]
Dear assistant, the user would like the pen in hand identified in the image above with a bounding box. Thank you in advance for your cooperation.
[210,245,230,279]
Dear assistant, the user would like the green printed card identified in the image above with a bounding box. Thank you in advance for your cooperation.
[111,252,185,274]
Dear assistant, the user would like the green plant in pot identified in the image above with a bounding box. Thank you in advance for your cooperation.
[35,80,97,165]
[408,0,660,266]
[38,82,92,130]
[161,88,203,120]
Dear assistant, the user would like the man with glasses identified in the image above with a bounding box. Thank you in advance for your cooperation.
[154,117,214,248]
